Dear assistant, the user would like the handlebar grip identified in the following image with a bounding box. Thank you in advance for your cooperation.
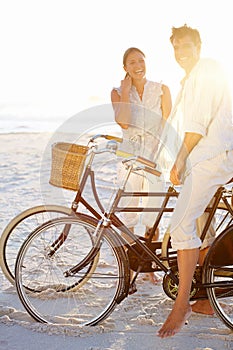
[90,134,123,143]
[105,135,123,143]
[136,156,156,168]
[116,151,157,168]
[144,166,161,177]
[116,150,134,158]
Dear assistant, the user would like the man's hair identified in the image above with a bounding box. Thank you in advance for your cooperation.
[170,24,202,46]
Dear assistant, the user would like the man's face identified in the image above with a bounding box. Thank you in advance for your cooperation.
[172,35,201,73]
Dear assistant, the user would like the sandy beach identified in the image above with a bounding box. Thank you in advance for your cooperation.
[0,132,233,350]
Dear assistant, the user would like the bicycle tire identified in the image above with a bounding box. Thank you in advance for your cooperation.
[0,205,73,285]
[214,203,233,233]
[15,215,129,326]
[203,224,233,331]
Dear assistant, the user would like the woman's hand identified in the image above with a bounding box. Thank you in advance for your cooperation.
[121,73,132,95]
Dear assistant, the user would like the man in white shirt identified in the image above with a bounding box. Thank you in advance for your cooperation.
[158,24,233,338]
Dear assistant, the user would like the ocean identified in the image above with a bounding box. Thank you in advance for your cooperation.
[0,103,120,136]
[0,116,63,134]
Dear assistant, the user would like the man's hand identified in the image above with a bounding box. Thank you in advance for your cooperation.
[170,132,203,185]
[170,162,184,185]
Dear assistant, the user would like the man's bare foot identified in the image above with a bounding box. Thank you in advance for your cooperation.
[191,299,214,315]
[157,302,192,338]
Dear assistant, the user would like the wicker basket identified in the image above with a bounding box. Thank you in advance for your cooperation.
[49,142,88,191]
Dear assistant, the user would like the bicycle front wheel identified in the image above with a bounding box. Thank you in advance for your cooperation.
[0,205,72,285]
[15,215,129,326]
[203,225,233,331]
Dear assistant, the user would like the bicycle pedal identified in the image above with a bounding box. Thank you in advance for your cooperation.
[127,240,160,272]
[128,282,137,295]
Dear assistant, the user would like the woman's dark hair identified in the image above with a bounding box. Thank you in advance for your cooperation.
[170,24,202,46]
[123,47,145,67]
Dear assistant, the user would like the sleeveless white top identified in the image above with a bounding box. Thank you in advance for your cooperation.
[114,80,163,161]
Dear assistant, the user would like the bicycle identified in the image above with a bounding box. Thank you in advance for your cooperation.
[13,135,233,330]
[2,134,231,286]
[0,134,121,285]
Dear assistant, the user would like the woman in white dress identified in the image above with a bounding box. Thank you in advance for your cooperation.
[111,47,172,289]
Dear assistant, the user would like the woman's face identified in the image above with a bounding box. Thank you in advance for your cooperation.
[124,51,146,80]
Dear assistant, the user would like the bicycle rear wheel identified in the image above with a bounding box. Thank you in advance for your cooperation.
[15,215,129,326]
[0,205,72,285]
[161,201,233,268]
[215,202,233,233]
[203,225,233,331]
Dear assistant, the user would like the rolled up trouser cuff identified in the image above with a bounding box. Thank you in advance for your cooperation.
[170,235,202,251]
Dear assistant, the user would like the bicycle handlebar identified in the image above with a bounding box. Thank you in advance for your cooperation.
[105,135,123,143]
[116,150,156,168]
[89,134,161,177]
[89,134,123,143]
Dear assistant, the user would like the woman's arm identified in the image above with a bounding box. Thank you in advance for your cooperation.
[111,75,132,129]
[161,84,172,120]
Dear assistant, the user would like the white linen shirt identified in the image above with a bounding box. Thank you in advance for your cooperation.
[167,58,233,170]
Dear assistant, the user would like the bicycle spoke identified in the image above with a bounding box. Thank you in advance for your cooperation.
[0,205,72,284]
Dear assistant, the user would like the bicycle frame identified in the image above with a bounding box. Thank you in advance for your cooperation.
[62,136,233,292]
[70,135,233,238]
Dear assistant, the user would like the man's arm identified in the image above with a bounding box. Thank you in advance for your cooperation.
[170,132,202,185]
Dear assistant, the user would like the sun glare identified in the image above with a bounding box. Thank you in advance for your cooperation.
[0,0,232,118]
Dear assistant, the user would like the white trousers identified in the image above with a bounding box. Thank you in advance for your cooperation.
[170,150,233,251]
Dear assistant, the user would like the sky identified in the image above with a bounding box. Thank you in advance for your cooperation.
[0,0,233,120]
